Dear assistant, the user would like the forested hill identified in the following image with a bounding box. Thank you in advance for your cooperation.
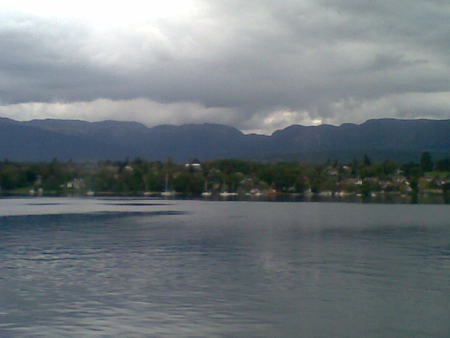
[0,117,449,162]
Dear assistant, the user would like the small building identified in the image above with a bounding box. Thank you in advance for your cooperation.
[184,159,202,171]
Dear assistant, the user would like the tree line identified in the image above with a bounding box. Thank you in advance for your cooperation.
[0,152,449,199]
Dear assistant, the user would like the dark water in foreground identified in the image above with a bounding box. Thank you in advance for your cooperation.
[0,198,449,337]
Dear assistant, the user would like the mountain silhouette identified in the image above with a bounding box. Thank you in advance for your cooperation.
[1,117,448,162]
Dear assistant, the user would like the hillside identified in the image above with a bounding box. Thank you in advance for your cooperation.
[0,117,448,162]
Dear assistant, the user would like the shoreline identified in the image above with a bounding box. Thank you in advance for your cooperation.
[1,191,448,205]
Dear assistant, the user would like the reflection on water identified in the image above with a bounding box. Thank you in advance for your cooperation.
[0,199,449,337]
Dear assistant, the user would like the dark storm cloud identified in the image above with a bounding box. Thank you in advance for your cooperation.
[0,0,449,131]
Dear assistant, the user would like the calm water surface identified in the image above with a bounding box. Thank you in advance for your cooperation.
[1,198,449,337]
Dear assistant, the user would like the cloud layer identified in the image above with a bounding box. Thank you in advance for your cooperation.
[1,0,449,134]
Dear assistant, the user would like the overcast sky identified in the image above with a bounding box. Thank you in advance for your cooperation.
[1,0,449,134]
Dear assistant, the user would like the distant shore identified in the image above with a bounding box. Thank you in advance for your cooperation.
[0,191,447,204]
[0,157,448,204]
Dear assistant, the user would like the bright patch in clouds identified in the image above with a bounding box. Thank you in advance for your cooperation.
[3,0,199,27]
[0,98,237,129]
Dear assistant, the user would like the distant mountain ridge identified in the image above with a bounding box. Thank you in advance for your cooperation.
[0,117,449,162]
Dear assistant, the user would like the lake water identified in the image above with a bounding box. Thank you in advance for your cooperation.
[1,198,449,337]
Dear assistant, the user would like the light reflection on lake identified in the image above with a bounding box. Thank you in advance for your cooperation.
[1,198,449,337]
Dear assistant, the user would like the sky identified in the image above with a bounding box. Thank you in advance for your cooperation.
[0,0,449,134]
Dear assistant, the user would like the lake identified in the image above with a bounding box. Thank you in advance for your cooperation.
[1,198,449,337]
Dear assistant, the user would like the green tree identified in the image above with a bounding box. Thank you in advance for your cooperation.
[420,151,433,172]
[173,171,203,196]
[363,154,372,166]
[435,158,450,171]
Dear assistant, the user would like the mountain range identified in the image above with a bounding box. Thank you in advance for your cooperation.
[0,117,449,163]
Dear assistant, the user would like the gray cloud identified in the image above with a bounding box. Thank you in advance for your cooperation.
[0,1,449,133]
